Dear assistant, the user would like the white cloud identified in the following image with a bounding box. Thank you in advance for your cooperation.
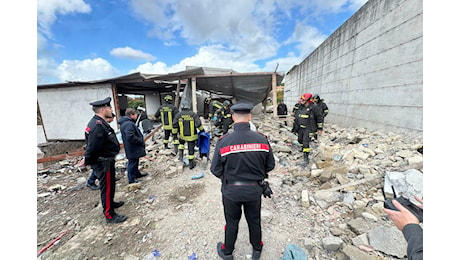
[284,23,327,59]
[132,44,262,75]
[37,0,91,39]
[56,58,119,82]
[110,47,156,61]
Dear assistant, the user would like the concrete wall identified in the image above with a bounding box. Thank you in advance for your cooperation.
[283,0,422,132]
[37,84,116,141]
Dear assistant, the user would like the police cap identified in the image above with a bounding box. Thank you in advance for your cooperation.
[89,97,111,107]
[231,101,253,114]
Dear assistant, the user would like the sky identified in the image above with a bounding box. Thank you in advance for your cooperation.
[37,0,369,85]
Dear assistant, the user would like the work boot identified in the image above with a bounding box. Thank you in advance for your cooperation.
[178,150,184,161]
[303,153,310,166]
[189,159,196,169]
[86,182,99,190]
[164,143,169,149]
[296,153,309,167]
[173,144,179,154]
[216,242,233,260]
[113,201,125,208]
[106,213,127,224]
[252,249,262,260]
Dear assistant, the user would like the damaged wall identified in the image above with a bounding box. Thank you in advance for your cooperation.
[37,84,117,141]
[283,0,422,132]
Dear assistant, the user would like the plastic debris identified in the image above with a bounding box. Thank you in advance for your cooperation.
[148,195,158,203]
[191,172,205,180]
[151,249,161,257]
[188,252,197,260]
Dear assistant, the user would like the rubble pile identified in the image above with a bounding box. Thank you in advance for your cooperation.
[37,114,422,260]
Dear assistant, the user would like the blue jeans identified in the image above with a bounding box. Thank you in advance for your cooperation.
[87,170,97,185]
[127,158,141,183]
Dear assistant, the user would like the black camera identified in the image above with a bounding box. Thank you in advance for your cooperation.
[382,186,423,223]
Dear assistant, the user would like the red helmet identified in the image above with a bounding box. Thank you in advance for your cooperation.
[301,93,312,101]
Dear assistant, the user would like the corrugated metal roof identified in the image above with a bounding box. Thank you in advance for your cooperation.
[37,67,284,103]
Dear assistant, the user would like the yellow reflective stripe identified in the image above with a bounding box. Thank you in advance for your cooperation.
[188,154,195,160]
[163,139,169,144]
[173,139,180,145]
[300,115,309,118]
[179,144,185,149]
[303,147,311,152]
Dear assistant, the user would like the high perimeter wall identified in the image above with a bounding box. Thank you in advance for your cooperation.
[283,0,422,133]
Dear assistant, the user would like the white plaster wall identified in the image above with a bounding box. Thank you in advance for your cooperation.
[37,84,116,141]
[283,0,422,132]
[144,92,162,118]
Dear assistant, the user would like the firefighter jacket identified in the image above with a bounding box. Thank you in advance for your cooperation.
[317,100,329,117]
[211,123,276,201]
[172,108,204,141]
[84,115,120,165]
[216,106,233,126]
[208,100,223,118]
[294,102,323,133]
[154,102,179,130]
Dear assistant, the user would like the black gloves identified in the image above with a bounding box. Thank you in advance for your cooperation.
[260,180,273,198]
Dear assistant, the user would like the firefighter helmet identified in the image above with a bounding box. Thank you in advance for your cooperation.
[205,97,211,104]
[223,100,231,107]
[301,93,312,101]
[164,95,173,101]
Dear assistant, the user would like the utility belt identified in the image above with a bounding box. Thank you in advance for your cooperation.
[92,157,115,178]
[226,180,260,186]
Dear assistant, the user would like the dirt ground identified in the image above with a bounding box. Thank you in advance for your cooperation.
[37,118,414,260]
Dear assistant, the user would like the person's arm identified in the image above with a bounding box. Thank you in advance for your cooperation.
[402,224,423,260]
[210,141,224,179]
[384,197,423,260]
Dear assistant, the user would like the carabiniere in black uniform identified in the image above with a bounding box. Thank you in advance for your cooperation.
[84,97,122,222]
[211,102,275,259]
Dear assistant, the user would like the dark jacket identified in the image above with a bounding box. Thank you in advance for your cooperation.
[317,100,329,117]
[277,103,288,116]
[402,224,423,260]
[119,116,146,160]
[154,102,179,130]
[84,115,120,165]
[211,123,275,201]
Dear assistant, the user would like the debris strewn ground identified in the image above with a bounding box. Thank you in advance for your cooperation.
[37,114,422,260]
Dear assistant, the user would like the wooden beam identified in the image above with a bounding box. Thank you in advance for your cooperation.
[272,72,278,117]
[191,76,197,112]
[37,125,161,164]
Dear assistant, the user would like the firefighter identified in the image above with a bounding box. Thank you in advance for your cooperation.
[216,100,233,135]
[205,97,223,120]
[154,95,180,153]
[313,94,329,118]
[291,98,302,134]
[172,101,205,169]
[294,93,323,166]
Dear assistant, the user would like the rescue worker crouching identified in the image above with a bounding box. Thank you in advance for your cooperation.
[215,100,233,135]
[154,94,180,153]
[205,97,223,120]
[294,93,323,167]
[172,101,205,169]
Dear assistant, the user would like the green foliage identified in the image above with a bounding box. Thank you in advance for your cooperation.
[277,91,284,103]
[128,99,145,109]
